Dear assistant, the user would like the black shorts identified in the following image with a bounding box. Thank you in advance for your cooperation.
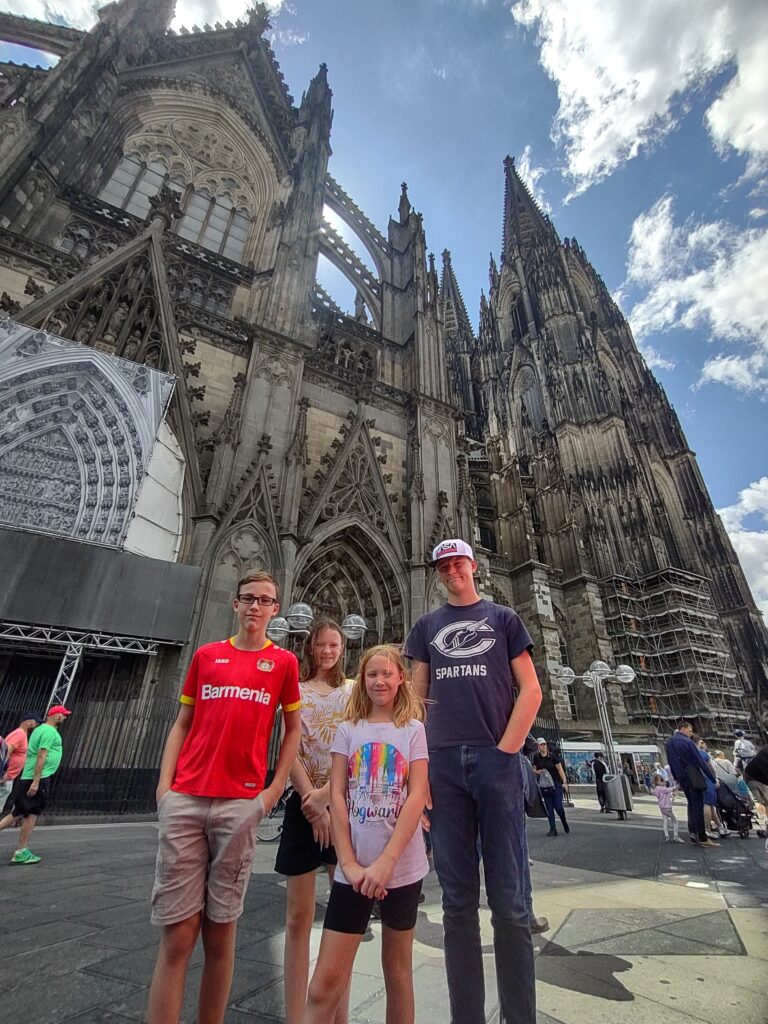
[324,879,423,935]
[275,791,338,876]
[8,777,49,818]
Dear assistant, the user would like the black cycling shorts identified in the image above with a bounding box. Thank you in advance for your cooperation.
[275,790,338,876]
[323,879,423,935]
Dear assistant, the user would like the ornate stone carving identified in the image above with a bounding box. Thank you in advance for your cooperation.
[0,322,173,546]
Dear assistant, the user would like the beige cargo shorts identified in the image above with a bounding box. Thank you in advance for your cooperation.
[151,789,264,926]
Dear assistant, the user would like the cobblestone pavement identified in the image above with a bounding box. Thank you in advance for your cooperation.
[1,795,766,1023]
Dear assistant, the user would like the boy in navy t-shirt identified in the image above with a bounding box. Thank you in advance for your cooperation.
[405,539,542,1024]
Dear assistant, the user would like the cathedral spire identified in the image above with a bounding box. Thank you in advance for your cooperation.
[300,62,332,132]
[398,181,411,224]
[501,154,553,265]
[439,249,474,343]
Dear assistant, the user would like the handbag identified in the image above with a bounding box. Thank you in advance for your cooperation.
[522,756,548,818]
[686,764,708,791]
[537,768,556,793]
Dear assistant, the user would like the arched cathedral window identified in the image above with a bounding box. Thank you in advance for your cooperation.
[177,190,251,262]
[99,155,183,220]
[100,155,251,262]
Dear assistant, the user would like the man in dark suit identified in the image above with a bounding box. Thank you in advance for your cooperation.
[666,721,719,847]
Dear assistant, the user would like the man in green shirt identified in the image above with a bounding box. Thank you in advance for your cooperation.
[0,704,71,864]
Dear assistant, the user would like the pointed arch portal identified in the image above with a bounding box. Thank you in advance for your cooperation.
[0,320,174,547]
[292,522,407,648]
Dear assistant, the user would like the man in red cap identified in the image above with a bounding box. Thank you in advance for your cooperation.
[0,704,71,863]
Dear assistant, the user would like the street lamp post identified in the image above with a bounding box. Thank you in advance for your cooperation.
[266,604,368,647]
[555,660,636,779]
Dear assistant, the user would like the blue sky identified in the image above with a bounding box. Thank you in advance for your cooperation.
[2,0,767,613]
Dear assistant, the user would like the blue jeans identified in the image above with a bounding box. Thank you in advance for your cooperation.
[429,745,535,1024]
[542,786,567,831]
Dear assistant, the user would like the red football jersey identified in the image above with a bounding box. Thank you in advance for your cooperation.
[172,638,300,799]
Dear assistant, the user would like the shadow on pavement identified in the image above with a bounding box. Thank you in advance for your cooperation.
[535,937,634,1001]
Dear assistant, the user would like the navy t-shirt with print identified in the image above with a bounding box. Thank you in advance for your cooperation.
[403,599,533,749]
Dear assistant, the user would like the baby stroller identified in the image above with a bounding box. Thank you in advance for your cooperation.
[717,785,754,838]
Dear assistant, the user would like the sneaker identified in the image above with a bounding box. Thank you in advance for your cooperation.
[673,836,685,843]
[563,821,570,834]
[546,829,558,837]
[664,836,671,842]
[700,839,720,848]
[10,849,40,865]
[530,915,550,934]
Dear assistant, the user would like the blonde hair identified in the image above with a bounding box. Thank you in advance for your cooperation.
[300,619,346,689]
[345,644,424,728]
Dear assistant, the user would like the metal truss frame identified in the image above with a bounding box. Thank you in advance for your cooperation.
[0,620,162,708]
[0,620,161,655]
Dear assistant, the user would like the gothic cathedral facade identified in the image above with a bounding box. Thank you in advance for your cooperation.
[1,1,766,745]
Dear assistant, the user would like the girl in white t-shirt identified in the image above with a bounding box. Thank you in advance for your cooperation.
[301,645,429,1024]
[276,619,352,1024]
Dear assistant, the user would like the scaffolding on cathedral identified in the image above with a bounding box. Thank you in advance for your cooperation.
[600,568,748,745]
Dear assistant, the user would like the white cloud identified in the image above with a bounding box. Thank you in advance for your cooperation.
[0,0,286,33]
[639,344,676,372]
[510,0,768,194]
[620,194,768,391]
[717,478,768,618]
[697,352,768,394]
[267,28,308,47]
[516,145,551,213]
[749,208,768,220]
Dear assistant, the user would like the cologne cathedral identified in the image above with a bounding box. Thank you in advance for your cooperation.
[0,0,765,805]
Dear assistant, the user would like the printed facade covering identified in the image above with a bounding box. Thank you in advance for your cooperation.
[0,320,174,547]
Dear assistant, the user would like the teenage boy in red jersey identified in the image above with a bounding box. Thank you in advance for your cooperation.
[148,571,302,1024]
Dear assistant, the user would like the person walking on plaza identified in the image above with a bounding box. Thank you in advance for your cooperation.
[0,711,42,812]
[653,761,669,784]
[405,538,542,1024]
[743,743,768,845]
[592,751,608,812]
[276,618,353,1024]
[0,706,69,863]
[697,739,727,838]
[733,729,756,772]
[533,737,569,836]
[652,773,683,842]
[666,722,719,848]
[147,571,302,1024]
[301,645,429,1024]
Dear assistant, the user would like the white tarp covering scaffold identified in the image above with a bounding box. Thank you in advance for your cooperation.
[0,319,177,552]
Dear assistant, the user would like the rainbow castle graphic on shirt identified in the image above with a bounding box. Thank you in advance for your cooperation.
[347,742,409,826]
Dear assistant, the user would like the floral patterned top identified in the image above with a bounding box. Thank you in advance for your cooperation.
[299,680,354,787]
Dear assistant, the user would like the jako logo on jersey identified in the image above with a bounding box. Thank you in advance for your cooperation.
[201,684,272,705]
[430,618,496,659]
[214,658,230,664]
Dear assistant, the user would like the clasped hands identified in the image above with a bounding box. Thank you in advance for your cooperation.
[344,853,395,900]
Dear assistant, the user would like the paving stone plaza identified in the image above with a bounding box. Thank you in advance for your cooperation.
[2,794,766,1024]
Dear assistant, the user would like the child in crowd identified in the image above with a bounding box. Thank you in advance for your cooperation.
[652,773,684,842]
[276,619,353,1024]
[301,645,429,1024]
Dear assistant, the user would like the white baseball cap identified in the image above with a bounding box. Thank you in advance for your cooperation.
[432,539,475,564]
